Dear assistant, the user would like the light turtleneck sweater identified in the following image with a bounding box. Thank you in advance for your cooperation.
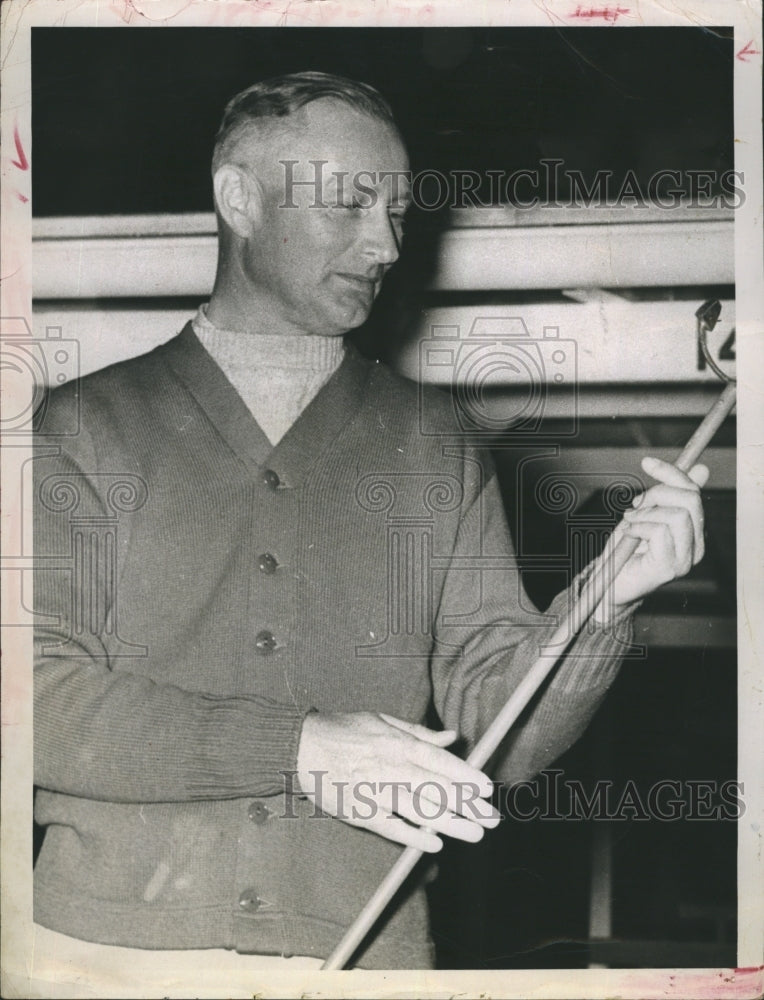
[192,304,346,446]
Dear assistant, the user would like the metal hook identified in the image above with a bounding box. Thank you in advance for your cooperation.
[696,299,735,384]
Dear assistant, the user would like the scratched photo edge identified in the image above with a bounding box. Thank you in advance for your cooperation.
[1,1,762,998]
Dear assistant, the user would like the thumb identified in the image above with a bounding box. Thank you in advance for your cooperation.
[378,713,457,746]
[687,463,710,488]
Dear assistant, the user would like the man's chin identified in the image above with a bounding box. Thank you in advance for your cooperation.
[318,303,374,337]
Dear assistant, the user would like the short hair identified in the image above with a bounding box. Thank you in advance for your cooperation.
[212,70,398,172]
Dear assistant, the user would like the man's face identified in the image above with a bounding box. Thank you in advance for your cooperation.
[239,99,410,337]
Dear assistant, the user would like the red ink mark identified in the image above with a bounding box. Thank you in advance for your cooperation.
[736,41,761,62]
[16,192,29,203]
[571,5,630,21]
[11,126,29,171]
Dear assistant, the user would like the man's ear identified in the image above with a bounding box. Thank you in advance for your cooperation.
[213,165,264,239]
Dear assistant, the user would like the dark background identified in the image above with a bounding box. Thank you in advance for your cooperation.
[32,26,734,216]
[32,27,737,969]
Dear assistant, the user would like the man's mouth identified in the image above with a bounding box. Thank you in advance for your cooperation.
[335,272,382,290]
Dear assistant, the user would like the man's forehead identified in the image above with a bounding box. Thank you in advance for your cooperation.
[258,98,408,170]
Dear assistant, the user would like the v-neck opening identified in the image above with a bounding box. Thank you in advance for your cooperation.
[160,324,373,487]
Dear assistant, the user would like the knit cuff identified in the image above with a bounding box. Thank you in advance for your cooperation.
[184,695,311,800]
[534,565,638,697]
[573,560,644,622]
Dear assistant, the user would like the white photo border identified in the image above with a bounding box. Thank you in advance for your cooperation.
[1,1,762,997]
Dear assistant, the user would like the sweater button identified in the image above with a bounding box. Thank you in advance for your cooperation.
[248,800,271,824]
[238,889,261,913]
[255,630,277,654]
[262,469,280,491]
[257,552,278,575]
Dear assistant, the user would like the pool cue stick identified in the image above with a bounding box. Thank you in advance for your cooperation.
[322,335,736,972]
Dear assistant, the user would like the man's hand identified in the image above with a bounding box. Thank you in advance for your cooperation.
[596,456,709,620]
[296,712,500,852]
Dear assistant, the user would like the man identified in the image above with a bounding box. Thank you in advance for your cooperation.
[33,72,707,974]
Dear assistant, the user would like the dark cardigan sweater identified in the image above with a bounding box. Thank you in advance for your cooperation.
[33,325,633,968]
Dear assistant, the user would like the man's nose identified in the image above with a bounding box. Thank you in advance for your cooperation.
[361,206,402,266]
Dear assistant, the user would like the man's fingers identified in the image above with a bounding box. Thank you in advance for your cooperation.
[629,482,704,554]
[363,812,443,853]
[620,519,679,579]
[411,742,493,798]
[623,505,699,568]
[641,455,708,491]
[374,715,494,802]
[378,713,456,747]
[687,463,710,488]
[377,786,495,844]
[408,803,485,844]
[298,711,499,849]
[377,714,493,795]
[633,483,702,513]
[376,715,499,828]
[397,773,500,828]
